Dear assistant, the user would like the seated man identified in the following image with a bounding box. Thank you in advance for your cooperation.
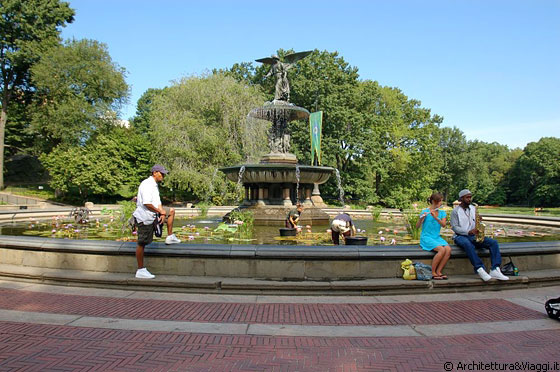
[450,189,509,282]
[285,203,303,228]
[330,212,357,245]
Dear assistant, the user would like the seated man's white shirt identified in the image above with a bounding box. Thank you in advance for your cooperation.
[133,176,161,224]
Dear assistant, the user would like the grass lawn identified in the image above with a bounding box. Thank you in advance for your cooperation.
[3,185,56,200]
[477,206,560,217]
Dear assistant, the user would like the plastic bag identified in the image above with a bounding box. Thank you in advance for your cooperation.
[501,257,518,276]
[414,262,433,281]
[401,259,416,280]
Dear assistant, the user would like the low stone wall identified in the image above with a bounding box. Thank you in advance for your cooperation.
[1,235,558,280]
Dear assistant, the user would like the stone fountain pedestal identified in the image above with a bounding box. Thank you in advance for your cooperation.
[220,100,334,226]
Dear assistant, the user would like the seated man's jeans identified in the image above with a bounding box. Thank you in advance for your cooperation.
[453,235,501,273]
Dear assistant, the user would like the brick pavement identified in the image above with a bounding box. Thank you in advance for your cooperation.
[0,322,559,371]
[0,283,559,371]
[0,288,545,325]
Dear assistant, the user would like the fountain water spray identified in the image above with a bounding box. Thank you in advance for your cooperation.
[295,164,300,203]
[207,168,219,203]
[236,165,246,190]
[334,169,345,206]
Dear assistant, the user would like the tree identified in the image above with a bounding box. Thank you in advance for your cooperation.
[508,137,560,207]
[149,73,267,203]
[432,126,469,202]
[282,51,443,207]
[0,0,74,188]
[438,139,520,205]
[130,88,166,137]
[41,126,152,202]
[30,38,129,152]
[224,50,445,207]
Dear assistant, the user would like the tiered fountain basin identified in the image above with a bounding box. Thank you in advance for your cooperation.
[248,101,310,121]
[220,164,334,225]
[221,164,333,185]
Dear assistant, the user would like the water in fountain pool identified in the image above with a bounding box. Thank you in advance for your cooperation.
[3,215,560,246]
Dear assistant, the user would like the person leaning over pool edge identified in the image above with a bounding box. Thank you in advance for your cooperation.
[450,189,509,282]
[132,164,181,279]
[331,213,357,245]
[286,203,304,228]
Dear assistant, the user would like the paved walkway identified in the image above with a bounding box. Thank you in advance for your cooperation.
[0,279,559,371]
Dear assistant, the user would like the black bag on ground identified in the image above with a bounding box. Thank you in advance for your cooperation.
[501,257,518,276]
[545,297,560,320]
[153,214,163,237]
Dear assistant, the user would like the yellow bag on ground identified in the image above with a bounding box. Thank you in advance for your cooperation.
[401,259,416,280]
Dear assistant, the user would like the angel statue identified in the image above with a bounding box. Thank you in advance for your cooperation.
[256,51,312,102]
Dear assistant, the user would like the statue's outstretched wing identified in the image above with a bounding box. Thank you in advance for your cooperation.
[255,57,277,64]
[283,50,312,64]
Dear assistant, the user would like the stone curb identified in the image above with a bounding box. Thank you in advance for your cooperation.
[1,263,559,295]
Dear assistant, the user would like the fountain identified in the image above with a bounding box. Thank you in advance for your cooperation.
[220,51,334,225]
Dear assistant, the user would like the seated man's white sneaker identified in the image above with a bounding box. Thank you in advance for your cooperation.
[489,267,509,280]
[165,234,181,244]
[477,267,492,282]
[135,268,155,279]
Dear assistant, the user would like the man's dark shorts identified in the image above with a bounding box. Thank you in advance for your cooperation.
[137,221,154,246]
[134,207,172,246]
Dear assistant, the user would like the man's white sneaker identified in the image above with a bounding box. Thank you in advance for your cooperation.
[165,234,181,245]
[477,267,492,282]
[489,267,509,281]
[135,268,155,279]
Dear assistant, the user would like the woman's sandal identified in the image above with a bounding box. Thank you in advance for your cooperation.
[433,274,448,280]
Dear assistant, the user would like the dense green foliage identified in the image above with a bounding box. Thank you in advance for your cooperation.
[507,137,560,207]
[1,2,558,207]
[226,50,444,207]
[0,0,75,188]
[40,127,152,202]
[149,74,267,203]
[30,39,129,152]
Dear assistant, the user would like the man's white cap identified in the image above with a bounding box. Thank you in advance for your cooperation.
[458,189,472,199]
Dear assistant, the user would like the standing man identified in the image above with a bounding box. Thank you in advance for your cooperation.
[133,164,181,279]
[450,189,509,282]
[330,212,357,245]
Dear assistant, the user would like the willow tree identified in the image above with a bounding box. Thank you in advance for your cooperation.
[149,73,266,203]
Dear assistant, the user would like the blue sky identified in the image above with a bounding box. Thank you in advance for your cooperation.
[61,0,559,149]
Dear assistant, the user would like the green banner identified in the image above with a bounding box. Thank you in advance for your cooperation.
[309,111,322,165]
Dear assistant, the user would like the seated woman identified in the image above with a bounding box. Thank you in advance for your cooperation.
[416,192,452,279]
[331,213,357,245]
[285,203,303,228]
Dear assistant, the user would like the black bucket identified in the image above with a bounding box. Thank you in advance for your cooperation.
[345,236,368,245]
[279,228,297,237]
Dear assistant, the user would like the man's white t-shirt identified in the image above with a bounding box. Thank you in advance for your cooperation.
[132,176,161,225]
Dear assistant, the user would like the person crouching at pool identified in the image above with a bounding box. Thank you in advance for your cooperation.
[331,213,357,245]
[416,192,452,280]
[286,203,304,229]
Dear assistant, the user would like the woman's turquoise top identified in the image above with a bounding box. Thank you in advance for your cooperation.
[419,208,448,251]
